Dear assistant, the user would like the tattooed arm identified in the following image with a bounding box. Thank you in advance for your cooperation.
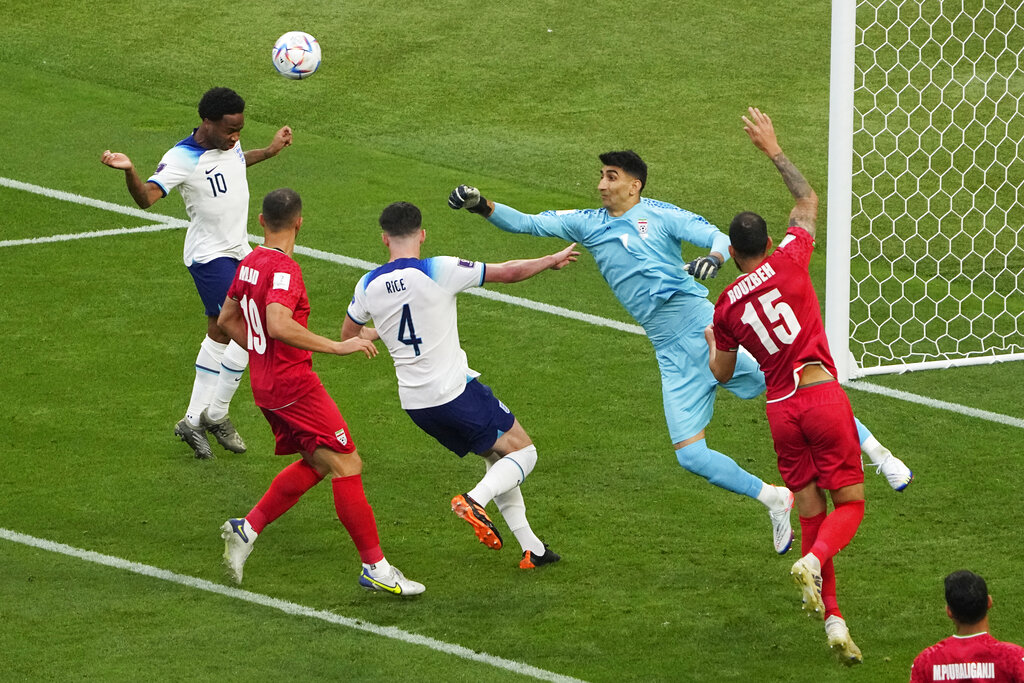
[742,107,819,239]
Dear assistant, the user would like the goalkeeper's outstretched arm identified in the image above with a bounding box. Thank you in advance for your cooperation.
[742,107,818,238]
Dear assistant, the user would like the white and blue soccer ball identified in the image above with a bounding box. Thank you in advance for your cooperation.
[272,31,321,80]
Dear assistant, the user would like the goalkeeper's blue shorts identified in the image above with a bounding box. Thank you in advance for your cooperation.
[655,323,765,444]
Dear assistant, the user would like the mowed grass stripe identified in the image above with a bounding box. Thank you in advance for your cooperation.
[2,177,1020,432]
[0,527,588,683]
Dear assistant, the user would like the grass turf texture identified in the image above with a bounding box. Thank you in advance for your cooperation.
[2,1,1023,681]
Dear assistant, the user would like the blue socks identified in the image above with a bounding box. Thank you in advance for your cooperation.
[675,439,763,499]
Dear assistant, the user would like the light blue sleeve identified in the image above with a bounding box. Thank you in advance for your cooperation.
[657,203,731,264]
[488,203,590,242]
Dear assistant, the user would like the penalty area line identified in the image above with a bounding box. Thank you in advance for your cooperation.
[846,381,1024,430]
[0,527,588,683]
[3,177,1017,427]
[0,223,184,248]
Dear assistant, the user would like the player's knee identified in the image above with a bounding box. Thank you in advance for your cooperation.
[315,447,362,478]
[504,444,537,481]
[675,440,713,474]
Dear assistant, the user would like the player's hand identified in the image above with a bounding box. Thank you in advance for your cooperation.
[686,254,722,280]
[549,243,580,270]
[742,107,782,157]
[267,126,293,156]
[704,325,718,360]
[359,326,381,342]
[335,337,378,358]
[101,150,133,170]
[449,185,487,213]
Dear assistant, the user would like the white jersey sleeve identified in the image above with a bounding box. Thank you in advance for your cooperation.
[149,134,252,266]
[348,256,484,409]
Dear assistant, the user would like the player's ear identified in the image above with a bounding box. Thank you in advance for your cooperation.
[381,232,390,248]
[295,216,303,231]
[419,228,426,243]
[988,595,994,610]
[728,245,737,261]
[765,236,773,252]
[946,605,954,620]
[258,213,266,229]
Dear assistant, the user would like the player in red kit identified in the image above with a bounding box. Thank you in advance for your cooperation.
[707,108,865,665]
[911,570,1024,683]
[216,187,424,596]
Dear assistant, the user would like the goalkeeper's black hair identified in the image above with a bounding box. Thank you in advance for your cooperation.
[262,188,302,231]
[379,202,422,237]
[945,570,989,625]
[599,150,647,192]
[198,87,245,121]
[729,211,769,257]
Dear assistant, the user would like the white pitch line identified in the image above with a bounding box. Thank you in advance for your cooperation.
[0,223,183,248]
[0,527,587,683]
[3,178,1020,429]
[846,380,1024,429]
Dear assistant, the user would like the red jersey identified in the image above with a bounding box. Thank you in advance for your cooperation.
[226,245,321,409]
[911,633,1024,682]
[713,226,836,401]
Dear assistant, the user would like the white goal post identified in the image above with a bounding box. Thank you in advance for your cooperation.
[825,0,1024,381]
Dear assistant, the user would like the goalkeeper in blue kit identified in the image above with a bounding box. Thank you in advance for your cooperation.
[448,150,912,554]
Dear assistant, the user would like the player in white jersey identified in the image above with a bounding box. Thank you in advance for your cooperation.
[342,201,579,568]
[101,87,292,460]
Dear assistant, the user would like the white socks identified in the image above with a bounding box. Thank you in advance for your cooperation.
[860,435,892,466]
[206,340,248,422]
[493,486,545,556]
[469,449,544,555]
[185,336,247,426]
[756,482,789,510]
[364,555,393,578]
[185,336,226,427]
[467,445,538,506]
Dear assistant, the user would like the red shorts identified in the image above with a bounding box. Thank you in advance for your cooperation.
[259,383,356,456]
[765,380,863,491]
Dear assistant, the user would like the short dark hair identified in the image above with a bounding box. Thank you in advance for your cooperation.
[262,188,302,231]
[729,211,770,258]
[945,570,989,625]
[599,150,647,192]
[198,87,245,121]
[379,202,422,237]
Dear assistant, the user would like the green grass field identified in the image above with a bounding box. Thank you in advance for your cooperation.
[2,2,1023,681]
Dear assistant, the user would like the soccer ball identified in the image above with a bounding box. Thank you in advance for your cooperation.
[272,31,321,80]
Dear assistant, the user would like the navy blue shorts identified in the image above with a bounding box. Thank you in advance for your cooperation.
[187,257,241,317]
[405,379,516,457]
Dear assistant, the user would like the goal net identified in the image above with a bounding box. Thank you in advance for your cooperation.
[825,0,1024,380]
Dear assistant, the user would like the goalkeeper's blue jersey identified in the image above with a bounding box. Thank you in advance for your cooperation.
[488,199,730,345]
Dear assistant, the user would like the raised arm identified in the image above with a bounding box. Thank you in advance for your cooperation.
[244,126,293,167]
[100,151,164,209]
[742,107,818,238]
[484,243,579,284]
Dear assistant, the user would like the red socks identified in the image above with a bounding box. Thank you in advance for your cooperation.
[800,500,865,620]
[332,475,383,565]
[800,512,840,618]
[247,459,324,534]
[810,500,865,562]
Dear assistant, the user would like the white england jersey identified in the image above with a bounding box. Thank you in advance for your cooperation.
[347,256,485,410]
[148,132,252,266]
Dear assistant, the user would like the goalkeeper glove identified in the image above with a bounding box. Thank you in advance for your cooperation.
[448,185,491,215]
[685,254,723,280]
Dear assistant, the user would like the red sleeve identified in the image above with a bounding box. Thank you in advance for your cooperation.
[712,296,739,352]
[776,226,815,270]
[265,261,304,311]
